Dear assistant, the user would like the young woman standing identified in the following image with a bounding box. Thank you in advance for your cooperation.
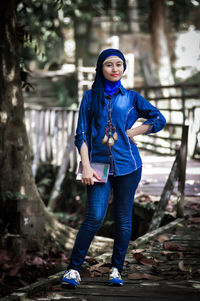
[61,48,166,288]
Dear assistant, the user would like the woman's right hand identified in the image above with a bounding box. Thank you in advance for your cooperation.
[82,165,101,185]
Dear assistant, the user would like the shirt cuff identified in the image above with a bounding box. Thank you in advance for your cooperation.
[143,123,154,135]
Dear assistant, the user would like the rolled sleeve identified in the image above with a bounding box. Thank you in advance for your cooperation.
[135,92,166,134]
[74,91,91,154]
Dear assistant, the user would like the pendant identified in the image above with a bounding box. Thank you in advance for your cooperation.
[102,134,108,144]
[102,118,118,147]
[113,132,118,141]
[108,137,114,147]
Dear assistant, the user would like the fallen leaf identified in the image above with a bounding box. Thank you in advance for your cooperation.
[163,242,180,251]
[89,262,110,277]
[124,260,130,266]
[7,265,20,277]
[154,258,164,263]
[191,283,200,289]
[164,242,191,252]
[17,279,29,286]
[178,261,192,273]
[32,257,44,266]
[187,217,200,224]
[134,253,157,267]
[128,273,163,280]
[177,252,184,259]
[138,194,152,203]
[162,251,175,260]
[130,265,138,271]
[156,235,169,243]
[131,249,145,254]
[85,256,99,266]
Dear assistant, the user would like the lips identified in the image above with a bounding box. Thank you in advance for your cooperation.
[111,74,119,77]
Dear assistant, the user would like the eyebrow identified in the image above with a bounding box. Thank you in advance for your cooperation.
[104,60,123,64]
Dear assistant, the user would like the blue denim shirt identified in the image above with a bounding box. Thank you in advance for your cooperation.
[75,85,166,176]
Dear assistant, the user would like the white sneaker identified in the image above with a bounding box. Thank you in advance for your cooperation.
[108,267,123,286]
[61,269,81,288]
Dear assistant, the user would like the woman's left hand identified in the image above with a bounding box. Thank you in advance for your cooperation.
[126,129,138,145]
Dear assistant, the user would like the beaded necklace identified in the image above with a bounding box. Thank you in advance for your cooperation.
[102,97,118,147]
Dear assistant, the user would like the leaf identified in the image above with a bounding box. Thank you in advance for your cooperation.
[32,256,44,266]
[177,252,184,259]
[187,216,200,224]
[7,265,20,277]
[124,260,130,266]
[131,249,145,254]
[138,194,152,203]
[164,242,191,252]
[89,262,110,276]
[191,283,200,289]
[85,256,99,266]
[128,273,163,280]
[130,265,138,271]
[156,235,169,242]
[133,253,157,267]
[164,242,179,251]
[178,261,192,273]
[162,251,175,260]
[154,258,164,263]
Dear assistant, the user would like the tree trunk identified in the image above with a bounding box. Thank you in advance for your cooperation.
[128,0,139,33]
[150,0,175,91]
[0,1,113,257]
[0,0,46,245]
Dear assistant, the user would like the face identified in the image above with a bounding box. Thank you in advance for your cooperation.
[102,57,124,82]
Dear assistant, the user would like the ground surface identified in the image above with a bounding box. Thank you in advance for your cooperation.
[140,154,200,197]
[5,215,200,301]
[2,155,200,301]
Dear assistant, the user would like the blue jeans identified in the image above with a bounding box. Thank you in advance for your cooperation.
[68,167,142,273]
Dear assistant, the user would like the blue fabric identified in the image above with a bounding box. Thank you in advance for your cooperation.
[91,49,126,126]
[104,78,121,97]
[75,84,166,176]
[68,167,142,273]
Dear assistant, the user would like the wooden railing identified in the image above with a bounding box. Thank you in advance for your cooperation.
[24,84,200,179]
[24,105,79,176]
[133,84,200,157]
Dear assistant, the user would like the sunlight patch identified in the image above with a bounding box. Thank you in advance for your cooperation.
[12,86,18,106]
[20,185,25,195]
[0,111,8,123]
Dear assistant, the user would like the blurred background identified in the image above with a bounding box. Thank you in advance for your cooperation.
[19,0,200,103]
[17,0,200,215]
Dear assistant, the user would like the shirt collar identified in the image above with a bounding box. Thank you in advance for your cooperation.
[104,84,125,98]
[119,84,126,95]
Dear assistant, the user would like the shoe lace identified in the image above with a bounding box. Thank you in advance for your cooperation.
[110,268,120,278]
[68,269,81,282]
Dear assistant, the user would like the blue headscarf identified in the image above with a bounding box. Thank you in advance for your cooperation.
[91,49,126,127]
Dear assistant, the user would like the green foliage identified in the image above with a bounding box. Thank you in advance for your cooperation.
[166,0,200,30]
[52,78,74,106]
[0,191,27,201]
[16,0,109,66]
[16,0,200,71]
[17,0,67,65]
[138,0,200,33]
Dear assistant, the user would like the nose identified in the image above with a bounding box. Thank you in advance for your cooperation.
[112,64,117,72]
